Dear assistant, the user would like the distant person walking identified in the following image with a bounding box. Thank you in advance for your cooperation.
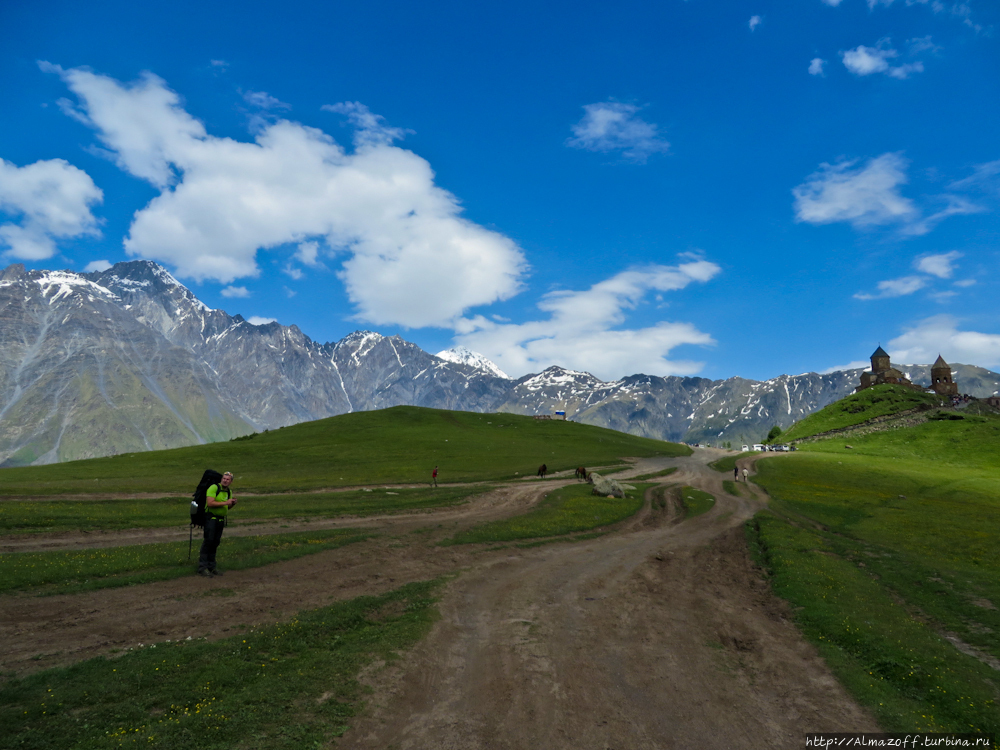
[742,468,749,482]
[199,472,237,577]
[432,466,438,487]
[734,466,739,481]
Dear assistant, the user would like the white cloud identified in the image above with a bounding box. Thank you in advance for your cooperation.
[566,101,670,163]
[821,360,870,374]
[320,101,411,148]
[282,264,304,280]
[809,58,827,75]
[889,315,1000,369]
[795,153,979,236]
[45,64,526,329]
[842,39,929,79]
[841,43,898,75]
[820,0,844,6]
[954,278,976,287]
[247,316,277,326]
[453,259,721,380]
[929,290,957,302]
[83,259,112,272]
[221,286,250,298]
[902,195,982,235]
[856,250,972,300]
[915,251,962,278]
[948,158,1000,191]
[908,35,940,55]
[793,153,917,228]
[294,240,321,267]
[854,275,927,300]
[886,61,925,79]
[749,15,762,30]
[0,156,103,260]
[242,90,290,110]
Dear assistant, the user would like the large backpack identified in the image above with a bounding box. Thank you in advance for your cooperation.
[190,469,224,528]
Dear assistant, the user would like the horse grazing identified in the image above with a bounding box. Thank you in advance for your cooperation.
[575,466,588,480]
[537,464,548,478]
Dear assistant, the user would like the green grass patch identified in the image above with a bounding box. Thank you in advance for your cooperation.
[629,467,678,481]
[1,529,370,595]
[0,406,690,495]
[780,385,944,442]
[722,480,744,497]
[796,411,1000,473]
[442,483,650,545]
[709,453,752,474]
[0,579,443,749]
[0,485,487,535]
[680,486,715,518]
[749,449,1000,734]
[748,515,998,735]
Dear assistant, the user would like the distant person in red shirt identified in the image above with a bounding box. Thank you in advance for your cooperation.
[432,466,438,487]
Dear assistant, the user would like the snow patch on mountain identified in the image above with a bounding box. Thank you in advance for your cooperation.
[35,271,118,304]
[436,346,510,379]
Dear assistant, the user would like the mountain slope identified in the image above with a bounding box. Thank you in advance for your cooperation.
[0,264,250,465]
[2,259,998,466]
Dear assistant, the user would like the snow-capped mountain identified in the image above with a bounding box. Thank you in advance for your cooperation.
[436,346,510,379]
[2,259,998,466]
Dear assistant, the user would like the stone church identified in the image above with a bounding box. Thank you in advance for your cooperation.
[855,346,958,396]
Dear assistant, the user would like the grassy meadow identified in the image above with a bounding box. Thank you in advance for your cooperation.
[679,486,715,518]
[779,384,943,443]
[0,485,487,535]
[748,401,1000,735]
[0,579,444,750]
[0,406,689,496]
[444,482,652,545]
[1,528,372,596]
[0,407,692,747]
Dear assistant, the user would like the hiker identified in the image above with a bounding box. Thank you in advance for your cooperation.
[198,472,237,577]
[432,466,438,487]
[734,466,739,481]
[537,464,547,478]
[742,467,749,482]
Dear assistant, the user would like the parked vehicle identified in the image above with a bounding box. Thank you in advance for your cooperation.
[741,444,750,452]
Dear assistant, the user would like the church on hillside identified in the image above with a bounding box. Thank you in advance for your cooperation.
[855,346,958,397]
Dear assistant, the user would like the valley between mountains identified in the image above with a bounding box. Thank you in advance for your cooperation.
[0,451,878,749]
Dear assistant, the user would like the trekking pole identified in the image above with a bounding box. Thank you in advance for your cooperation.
[188,524,193,560]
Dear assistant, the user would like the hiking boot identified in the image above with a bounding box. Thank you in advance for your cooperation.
[211,569,224,577]
[198,569,213,578]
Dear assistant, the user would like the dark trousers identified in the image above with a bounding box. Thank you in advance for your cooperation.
[198,516,226,571]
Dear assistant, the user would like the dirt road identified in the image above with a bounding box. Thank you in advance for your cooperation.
[0,449,879,747]
[341,450,878,749]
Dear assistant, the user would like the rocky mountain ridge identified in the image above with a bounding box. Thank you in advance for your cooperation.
[1,260,997,466]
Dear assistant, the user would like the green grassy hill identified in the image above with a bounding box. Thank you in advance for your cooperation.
[749,405,1000,735]
[778,384,944,442]
[0,405,689,495]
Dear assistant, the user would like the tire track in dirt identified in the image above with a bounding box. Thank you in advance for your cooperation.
[2,450,880,750]
[0,483,561,675]
[0,481,562,553]
[341,449,879,749]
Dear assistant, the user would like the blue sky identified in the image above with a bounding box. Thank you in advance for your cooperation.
[1,0,998,381]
